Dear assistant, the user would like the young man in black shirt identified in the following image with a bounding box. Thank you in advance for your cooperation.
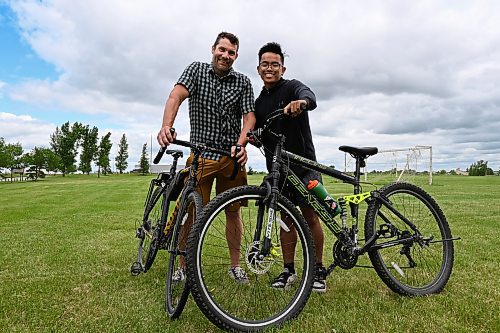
[254,42,327,292]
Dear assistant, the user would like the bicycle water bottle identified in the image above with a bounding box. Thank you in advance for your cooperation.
[307,179,341,216]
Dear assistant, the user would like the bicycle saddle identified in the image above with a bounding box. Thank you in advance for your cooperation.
[339,146,378,159]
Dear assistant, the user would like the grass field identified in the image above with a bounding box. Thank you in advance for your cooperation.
[1,174,499,332]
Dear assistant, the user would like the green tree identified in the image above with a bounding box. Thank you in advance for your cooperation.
[0,141,23,182]
[79,125,99,174]
[50,122,83,176]
[96,132,112,177]
[468,160,488,176]
[0,137,7,168]
[139,143,149,175]
[115,133,129,174]
[23,147,51,181]
[45,149,61,174]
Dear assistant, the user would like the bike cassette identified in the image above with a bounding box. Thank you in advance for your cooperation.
[333,240,358,269]
[245,241,281,274]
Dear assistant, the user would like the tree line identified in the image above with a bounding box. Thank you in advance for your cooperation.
[468,160,495,176]
[0,122,129,181]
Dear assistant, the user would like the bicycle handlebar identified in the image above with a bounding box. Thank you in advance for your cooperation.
[153,128,240,179]
[247,104,308,142]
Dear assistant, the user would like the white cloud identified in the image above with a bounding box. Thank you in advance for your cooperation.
[0,112,55,148]
[2,0,500,171]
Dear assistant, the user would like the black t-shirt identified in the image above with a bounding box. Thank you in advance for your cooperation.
[255,78,318,174]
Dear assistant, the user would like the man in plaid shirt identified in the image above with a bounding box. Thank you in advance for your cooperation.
[157,32,256,283]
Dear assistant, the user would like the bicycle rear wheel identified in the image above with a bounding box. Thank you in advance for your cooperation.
[365,182,454,296]
[165,191,202,318]
[135,187,168,274]
[186,185,315,332]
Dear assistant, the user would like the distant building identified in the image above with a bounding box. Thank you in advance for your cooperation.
[455,168,469,176]
[133,164,186,174]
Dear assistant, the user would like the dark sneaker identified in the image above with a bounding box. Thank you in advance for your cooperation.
[172,267,186,283]
[271,268,298,290]
[228,266,249,284]
[313,266,327,293]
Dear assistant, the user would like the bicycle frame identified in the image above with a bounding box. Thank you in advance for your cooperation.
[256,126,434,262]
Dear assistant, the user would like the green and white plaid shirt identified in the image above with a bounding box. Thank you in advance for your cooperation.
[177,61,255,160]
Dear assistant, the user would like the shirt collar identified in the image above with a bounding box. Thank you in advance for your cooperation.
[261,77,286,94]
[209,64,236,80]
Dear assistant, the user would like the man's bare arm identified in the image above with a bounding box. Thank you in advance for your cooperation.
[157,84,189,147]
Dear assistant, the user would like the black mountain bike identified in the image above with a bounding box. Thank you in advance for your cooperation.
[130,149,184,277]
[132,129,238,319]
[186,109,458,332]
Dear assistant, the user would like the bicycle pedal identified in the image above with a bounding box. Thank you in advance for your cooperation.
[130,262,143,276]
[135,228,145,239]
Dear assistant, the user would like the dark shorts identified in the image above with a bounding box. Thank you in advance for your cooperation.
[279,168,323,207]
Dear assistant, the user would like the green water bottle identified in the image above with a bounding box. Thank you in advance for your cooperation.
[307,179,341,216]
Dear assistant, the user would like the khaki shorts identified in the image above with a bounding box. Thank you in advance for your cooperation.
[186,154,247,212]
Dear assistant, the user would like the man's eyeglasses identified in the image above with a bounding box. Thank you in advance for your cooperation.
[259,62,282,70]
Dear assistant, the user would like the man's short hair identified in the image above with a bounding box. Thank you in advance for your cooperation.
[213,32,239,50]
[258,42,285,64]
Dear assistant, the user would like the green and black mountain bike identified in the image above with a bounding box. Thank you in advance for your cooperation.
[186,109,458,332]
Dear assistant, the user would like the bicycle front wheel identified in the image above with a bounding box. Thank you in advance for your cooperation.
[165,191,202,318]
[186,185,315,332]
[365,182,454,296]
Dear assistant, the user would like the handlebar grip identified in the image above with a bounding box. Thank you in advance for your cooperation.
[154,127,177,164]
[229,144,242,180]
[153,147,165,164]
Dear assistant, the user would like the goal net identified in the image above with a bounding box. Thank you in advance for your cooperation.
[343,145,433,185]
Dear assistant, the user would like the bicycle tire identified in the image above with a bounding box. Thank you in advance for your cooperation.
[141,187,168,272]
[364,182,454,296]
[186,185,315,332]
[165,191,202,318]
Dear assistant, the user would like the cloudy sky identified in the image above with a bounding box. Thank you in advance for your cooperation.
[1,0,499,172]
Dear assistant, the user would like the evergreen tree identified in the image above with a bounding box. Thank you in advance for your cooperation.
[79,125,99,174]
[96,132,113,177]
[139,143,150,175]
[115,133,129,174]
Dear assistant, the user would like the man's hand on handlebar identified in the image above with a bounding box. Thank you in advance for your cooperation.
[157,126,177,147]
[283,100,307,118]
[231,144,247,166]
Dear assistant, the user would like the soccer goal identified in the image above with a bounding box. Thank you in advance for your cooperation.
[343,145,433,185]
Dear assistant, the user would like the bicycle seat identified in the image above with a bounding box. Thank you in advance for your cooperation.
[339,146,378,159]
[166,150,184,159]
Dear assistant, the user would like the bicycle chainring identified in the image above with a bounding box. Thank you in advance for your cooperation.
[333,240,358,269]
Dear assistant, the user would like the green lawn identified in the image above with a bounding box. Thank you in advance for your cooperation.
[1,174,499,332]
